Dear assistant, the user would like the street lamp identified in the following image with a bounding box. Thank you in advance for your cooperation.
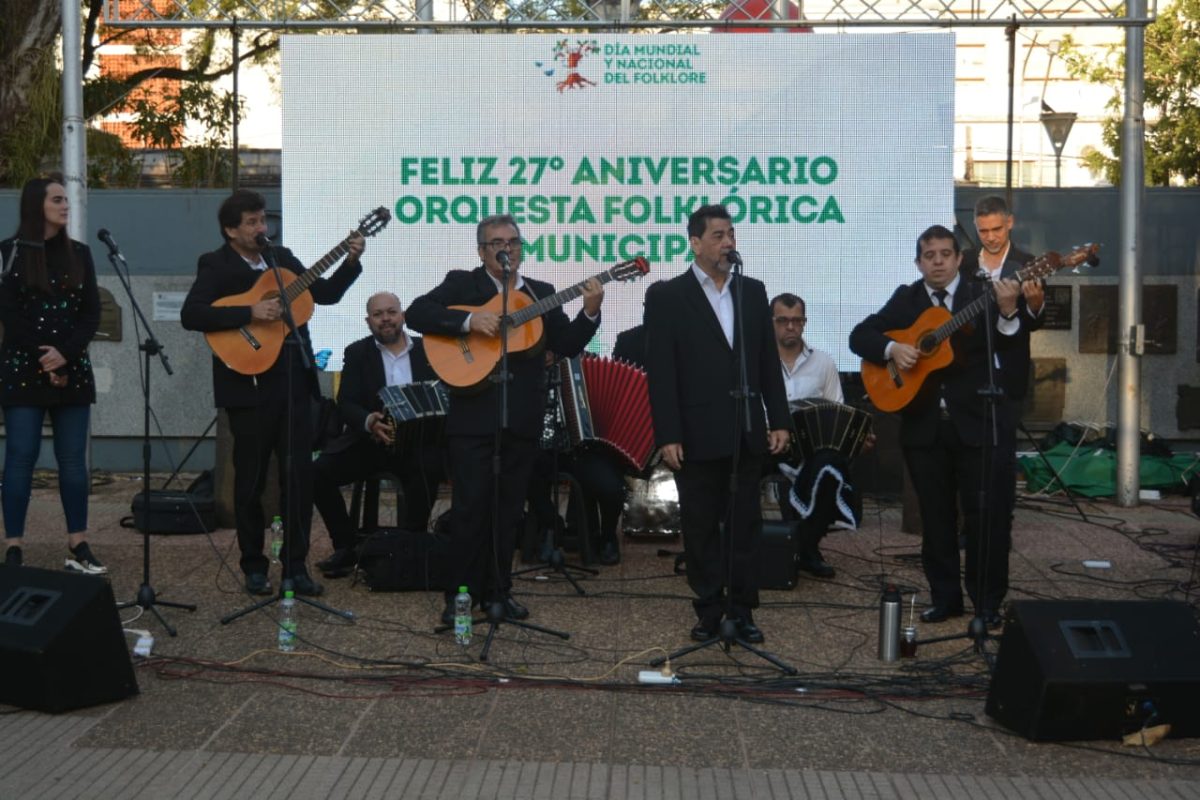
[597,0,640,21]
[1039,108,1077,187]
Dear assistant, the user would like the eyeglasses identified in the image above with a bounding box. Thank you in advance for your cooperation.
[483,238,523,251]
[773,316,806,328]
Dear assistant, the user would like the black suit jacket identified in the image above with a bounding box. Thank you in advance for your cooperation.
[959,245,1042,403]
[336,334,435,438]
[645,268,789,461]
[612,324,648,370]
[849,277,1015,448]
[181,242,362,408]
[405,266,599,439]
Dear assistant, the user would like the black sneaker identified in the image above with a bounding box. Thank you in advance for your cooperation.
[4,545,21,567]
[65,542,107,575]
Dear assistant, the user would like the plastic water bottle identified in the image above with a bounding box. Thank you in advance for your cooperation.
[278,590,297,652]
[454,585,472,646]
[269,516,284,563]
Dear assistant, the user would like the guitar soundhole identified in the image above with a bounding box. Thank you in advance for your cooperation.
[917,334,938,354]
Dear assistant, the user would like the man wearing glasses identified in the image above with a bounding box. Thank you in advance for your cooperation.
[770,293,845,578]
[406,215,603,626]
[771,293,843,408]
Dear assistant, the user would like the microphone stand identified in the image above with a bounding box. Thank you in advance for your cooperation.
[103,234,197,636]
[651,253,796,675]
[511,363,599,595]
[222,237,352,624]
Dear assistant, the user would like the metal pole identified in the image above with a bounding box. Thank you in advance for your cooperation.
[1116,0,1146,507]
[61,0,86,239]
[231,20,240,190]
[417,0,433,30]
[1004,18,1017,207]
[1055,153,1062,187]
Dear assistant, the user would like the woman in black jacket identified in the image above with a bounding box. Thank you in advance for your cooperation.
[0,176,103,573]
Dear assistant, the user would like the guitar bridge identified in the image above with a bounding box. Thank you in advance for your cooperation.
[458,336,473,364]
[887,361,903,388]
[239,327,261,350]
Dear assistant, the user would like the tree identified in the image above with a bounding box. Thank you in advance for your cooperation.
[1062,0,1200,186]
[0,0,276,187]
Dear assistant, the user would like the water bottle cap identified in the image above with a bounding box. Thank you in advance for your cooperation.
[458,585,468,593]
[273,515,282,522]
[284,590,294,599]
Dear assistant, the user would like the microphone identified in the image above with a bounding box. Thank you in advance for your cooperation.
[254,232,272,251]
[496,249,511,269]
[97,229,125,262]
[725,249,743,266]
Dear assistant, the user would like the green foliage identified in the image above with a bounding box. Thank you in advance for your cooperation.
[1061,0,1200,186]
[125,81,243,187]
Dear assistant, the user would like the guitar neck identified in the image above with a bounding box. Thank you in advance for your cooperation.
[283,237,355,302]
[509,268,617,327]
[932,287,994,343]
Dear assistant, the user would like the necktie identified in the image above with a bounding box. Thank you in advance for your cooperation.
[933,289,948,308]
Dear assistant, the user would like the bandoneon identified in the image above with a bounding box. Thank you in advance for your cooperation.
[558,355,655,474]
[790,398,873,462]
[377,381,449,452]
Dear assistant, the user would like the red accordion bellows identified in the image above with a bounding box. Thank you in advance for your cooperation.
[558,355,655,473]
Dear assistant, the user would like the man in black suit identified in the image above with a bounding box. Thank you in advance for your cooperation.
[311,291,445,578]
[959,195,1044,410]
[850,225,1021,627]
[645,204,791,644]
[406,214,603,624]
[181,189,363,597]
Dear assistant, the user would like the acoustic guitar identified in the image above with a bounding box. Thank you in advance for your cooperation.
[861,243,1097,412]
[205,207,391,375]
[424,256,651,389]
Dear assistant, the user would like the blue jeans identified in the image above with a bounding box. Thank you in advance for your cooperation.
[2,405,90,538]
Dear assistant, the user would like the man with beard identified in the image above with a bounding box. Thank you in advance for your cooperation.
[311,292,444,578]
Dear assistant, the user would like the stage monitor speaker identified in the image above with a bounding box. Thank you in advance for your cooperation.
[757,520,800,590]
[986,600,1200,741]
[0,566,139,712]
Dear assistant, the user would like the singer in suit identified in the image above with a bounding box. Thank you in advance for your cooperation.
[181,189,364,597]
[645,204,791,644]
[849,225,1020,627]
[0,176,104,574]
[405,214,603,624]
[312,292,444,578]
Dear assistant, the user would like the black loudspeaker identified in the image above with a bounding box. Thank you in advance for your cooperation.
[356,528,451,591]
[0,566,139,712]
[986,600,1200,741]
[757,520,800,590]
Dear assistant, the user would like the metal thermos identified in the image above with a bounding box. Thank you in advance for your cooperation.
[878,585,901,662]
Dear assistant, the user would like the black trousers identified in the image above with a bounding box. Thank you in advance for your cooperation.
[312,438,445,549]
[226,373,314,578]
[528,448,627,548]
[674,450,765,623]
[447,432,539,601]
[903,417,1013,613]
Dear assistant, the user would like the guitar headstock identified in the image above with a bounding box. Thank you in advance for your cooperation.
[356,207,392,238]
[1019,243,1099,282]
[611,256,651,281]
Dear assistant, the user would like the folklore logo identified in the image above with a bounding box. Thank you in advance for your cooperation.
[548,39,598,92]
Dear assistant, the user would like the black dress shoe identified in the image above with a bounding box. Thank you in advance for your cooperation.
[441,598,455,626]
[290,573,325,597]
[502,596,529,620]
[797,555,835,578]
[920,604,964,624]
[245,573,272,596]
[737,619,765,644]
[598,542,620,566]
[981,610,1004,629]
[319,548,357,579]
[690,620,719,642]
